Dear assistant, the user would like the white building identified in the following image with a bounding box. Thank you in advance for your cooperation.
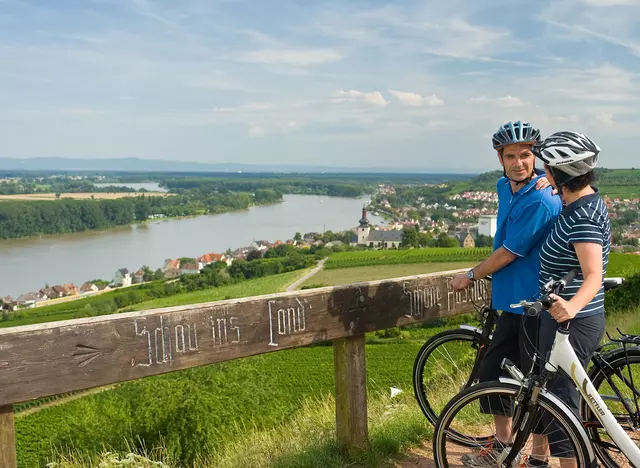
[350,207,403,249]
[478,214,498,238]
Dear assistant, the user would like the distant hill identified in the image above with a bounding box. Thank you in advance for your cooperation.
[0,157,481,174]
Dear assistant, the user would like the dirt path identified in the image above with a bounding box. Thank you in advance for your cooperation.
[285,257,327,292]
[394,443,436,467]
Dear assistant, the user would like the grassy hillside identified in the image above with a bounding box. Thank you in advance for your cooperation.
[302,262,474,288]
[324,248,492,269]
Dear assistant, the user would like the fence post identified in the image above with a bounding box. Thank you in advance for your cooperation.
[333,334,368,453]
[0,405,17,468]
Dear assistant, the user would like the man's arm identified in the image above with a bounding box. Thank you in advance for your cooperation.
[451,247,516,290]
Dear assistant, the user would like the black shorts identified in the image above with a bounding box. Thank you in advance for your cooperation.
[478,311,540,416]
[533,312,605,457]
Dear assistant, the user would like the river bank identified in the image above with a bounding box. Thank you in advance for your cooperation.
[0,195,383,297]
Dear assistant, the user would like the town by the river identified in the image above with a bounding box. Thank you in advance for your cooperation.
[0,195,383,297]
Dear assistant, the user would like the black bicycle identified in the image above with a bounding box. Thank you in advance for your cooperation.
[412,275,631,451]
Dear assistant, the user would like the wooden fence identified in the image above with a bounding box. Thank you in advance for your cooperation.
[0,268,489,467]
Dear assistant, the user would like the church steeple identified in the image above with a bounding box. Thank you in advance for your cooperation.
[359,205,370,227]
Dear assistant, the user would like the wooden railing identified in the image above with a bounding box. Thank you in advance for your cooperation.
[0,268,489,467]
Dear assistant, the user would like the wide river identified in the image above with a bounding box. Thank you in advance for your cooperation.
[0,195,384,297]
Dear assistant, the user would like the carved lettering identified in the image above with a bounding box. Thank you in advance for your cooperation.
[134,320,152,367]
[268,298,309,347]
[446,278,488,311]
[403,283,441,318]
[209,308,240,346]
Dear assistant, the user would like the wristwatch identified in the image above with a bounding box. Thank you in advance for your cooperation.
[466,269,476,281]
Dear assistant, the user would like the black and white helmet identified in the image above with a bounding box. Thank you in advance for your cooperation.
[533,131,600,178]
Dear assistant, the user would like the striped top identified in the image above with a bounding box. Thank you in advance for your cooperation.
[539,190,610,318]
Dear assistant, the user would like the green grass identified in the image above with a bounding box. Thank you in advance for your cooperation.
[325,248,492,270]
[17,341,427,467]
[302,262,475,288]
[127,270,305,311]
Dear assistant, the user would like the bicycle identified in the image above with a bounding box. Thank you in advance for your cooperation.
[412,275,625,434]
[432,270,640,467]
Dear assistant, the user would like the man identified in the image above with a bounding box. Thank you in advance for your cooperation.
[451,120,563,466]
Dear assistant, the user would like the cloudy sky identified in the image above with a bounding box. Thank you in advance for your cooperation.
[1,0,638,171]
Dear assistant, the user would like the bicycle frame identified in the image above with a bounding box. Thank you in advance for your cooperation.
[547,328,640,465]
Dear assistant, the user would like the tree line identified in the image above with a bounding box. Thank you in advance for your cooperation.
[0,189,282,239]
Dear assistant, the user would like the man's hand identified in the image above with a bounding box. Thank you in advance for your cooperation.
[451,274,472,291]
[548,294,579,322]
[535,176,558,195]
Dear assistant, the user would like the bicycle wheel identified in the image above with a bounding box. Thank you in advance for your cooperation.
[412,328,484,425]
[433,381,594,468]
[583,348,640,468]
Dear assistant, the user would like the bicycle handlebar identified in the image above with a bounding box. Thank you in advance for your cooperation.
[510,268,579,316]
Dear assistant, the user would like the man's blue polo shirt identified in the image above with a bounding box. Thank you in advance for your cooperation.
[491,176,562,314]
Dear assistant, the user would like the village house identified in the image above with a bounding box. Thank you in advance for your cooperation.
[110,268,132,287]
[350,207,403,249]
[198,252,233,268]
[79,282,99,294]
[16,292,45,308]
[455,232,476,248]
[63,283,79,296]
[40,287,58,299]
[1,296,17,311]
[133,269,145,284]
[163,258,180,272]
[180,263,200,275]
[52,285,68,297]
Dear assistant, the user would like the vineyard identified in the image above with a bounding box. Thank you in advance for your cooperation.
[325,248,492,269]
[16,341,428,467]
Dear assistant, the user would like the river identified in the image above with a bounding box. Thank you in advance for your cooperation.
[0,195,384,297]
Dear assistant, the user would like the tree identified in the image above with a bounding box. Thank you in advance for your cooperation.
[436,232,459,248]
[475,234,494,248]
[401,227,419,248]
[294,232,302,241]
[246,250,263,261]
[141,265,154,282]
[55,192,61,199]
[153,268,165,281]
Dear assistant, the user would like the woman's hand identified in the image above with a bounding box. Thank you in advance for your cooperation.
[548,294,580,323]
[535,176,558,195]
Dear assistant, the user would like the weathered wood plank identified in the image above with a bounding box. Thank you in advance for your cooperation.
[0,405,17,468]
[334,335,368,452]
[0,269,489,406]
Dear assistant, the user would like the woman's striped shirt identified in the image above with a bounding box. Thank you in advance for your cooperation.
[539,190,610,318]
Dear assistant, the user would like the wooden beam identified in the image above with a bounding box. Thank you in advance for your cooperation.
[0,269,489,406]
[334,335,368,453]
[0,405,16,468]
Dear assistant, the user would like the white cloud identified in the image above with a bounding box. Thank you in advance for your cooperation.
[469,95,525,107]
[248,125,265,138]
[388,89,444,107]
[331,89,389,107]
[594,112,615,127]
[580,0,640,5]
[239,49,343,66]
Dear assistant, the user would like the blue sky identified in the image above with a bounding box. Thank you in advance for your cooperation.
[1,0,639,171]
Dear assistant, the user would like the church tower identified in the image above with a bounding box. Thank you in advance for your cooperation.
[357,205,370,244]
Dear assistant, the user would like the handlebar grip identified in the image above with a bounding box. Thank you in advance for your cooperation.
[527,301,543,316]
[561,269,578,288]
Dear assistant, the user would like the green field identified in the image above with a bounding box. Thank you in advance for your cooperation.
[325,248,492,269]
[302,262,475,288]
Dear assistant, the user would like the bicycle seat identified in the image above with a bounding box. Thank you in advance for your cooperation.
[604,277,624,291]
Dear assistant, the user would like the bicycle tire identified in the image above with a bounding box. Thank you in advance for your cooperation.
[583,348,640,468]
[433,380,594,468]
[412,328,483,424]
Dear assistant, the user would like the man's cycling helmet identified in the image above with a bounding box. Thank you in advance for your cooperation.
[532,131,600,178]
[492,121,541,150]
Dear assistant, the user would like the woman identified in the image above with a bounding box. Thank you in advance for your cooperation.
[530,131,611,467]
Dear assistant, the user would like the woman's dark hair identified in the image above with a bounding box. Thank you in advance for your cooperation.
[562,170,596,192]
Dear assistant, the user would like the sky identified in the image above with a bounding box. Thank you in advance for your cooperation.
[1,0,639,172]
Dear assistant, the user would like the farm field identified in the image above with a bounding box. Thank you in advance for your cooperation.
[0,192,170,201]
[302,262,474,288]
[324,248,492,269]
